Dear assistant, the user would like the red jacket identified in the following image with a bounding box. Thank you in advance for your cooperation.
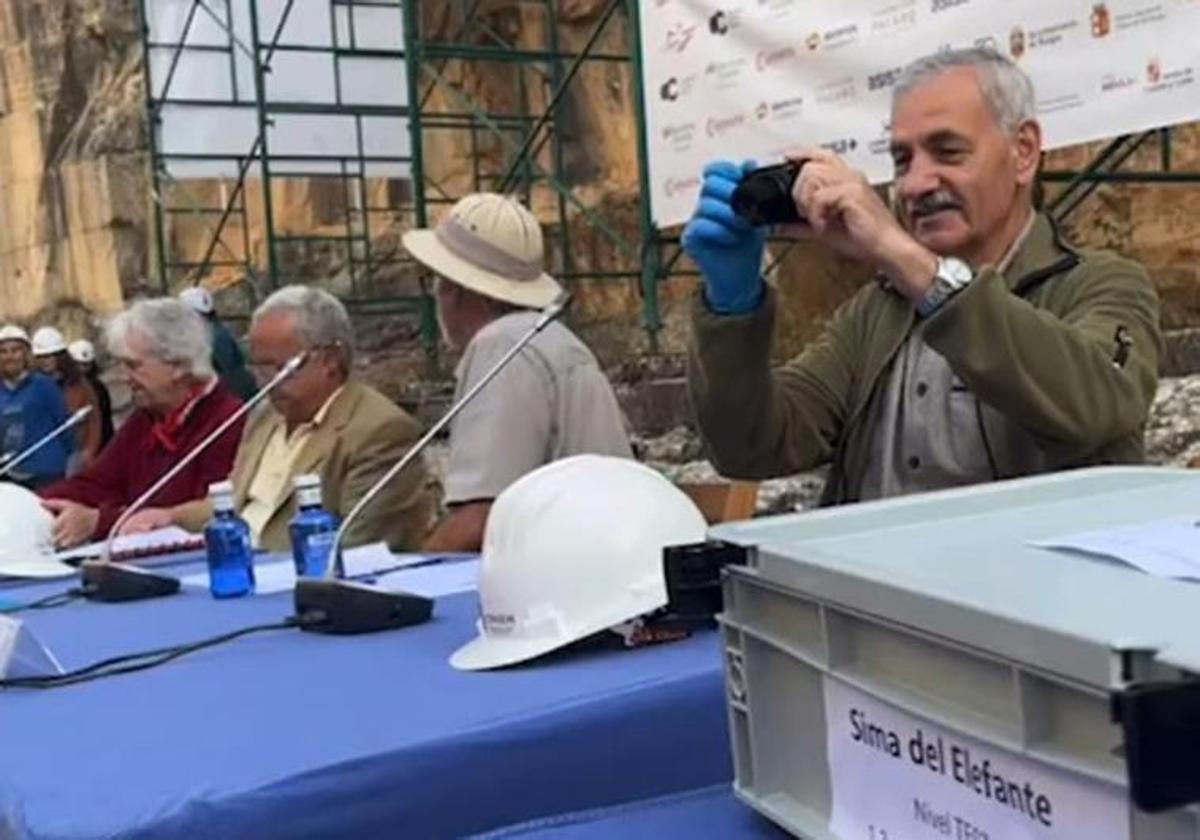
[42,382,245,540]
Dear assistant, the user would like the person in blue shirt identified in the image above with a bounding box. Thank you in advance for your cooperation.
[0,325,72,488]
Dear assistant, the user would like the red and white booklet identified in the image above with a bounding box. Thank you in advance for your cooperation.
[53,526,205,566]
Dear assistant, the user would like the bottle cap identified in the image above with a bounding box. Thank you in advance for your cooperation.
[209,480,235,512]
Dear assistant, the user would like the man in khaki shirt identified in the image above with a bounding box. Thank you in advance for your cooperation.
[404,193,631,552]
[173,286,438,551]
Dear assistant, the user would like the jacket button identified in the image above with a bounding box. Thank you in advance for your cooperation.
[915,382,928,397]
[907,456,920,470]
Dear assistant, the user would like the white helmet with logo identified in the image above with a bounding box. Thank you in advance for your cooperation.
[0,325,30,346]
[179,286,215,315]
[68,339,96,365]
[450,455,708,671]
[0,483,73,578]
[31,326,67,357]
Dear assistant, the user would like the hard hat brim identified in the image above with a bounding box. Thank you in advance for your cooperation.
[449,629,572,672]
[0,554,78,579]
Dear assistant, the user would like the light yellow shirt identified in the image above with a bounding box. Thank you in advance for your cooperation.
[241,387,344,544]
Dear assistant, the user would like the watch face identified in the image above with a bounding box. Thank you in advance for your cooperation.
[939,257,974,288]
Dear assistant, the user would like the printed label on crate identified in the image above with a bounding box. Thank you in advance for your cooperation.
[823,677,1130,840]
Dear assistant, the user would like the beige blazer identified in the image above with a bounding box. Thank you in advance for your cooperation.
[176,380,438,552]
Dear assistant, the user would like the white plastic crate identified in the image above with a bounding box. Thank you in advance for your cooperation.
[710,467,1200,839]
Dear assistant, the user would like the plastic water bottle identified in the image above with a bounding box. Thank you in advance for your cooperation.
[288,473,338,577]
[204,480,255,598]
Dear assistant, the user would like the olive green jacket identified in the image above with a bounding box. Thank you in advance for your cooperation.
[688,214,1162,506]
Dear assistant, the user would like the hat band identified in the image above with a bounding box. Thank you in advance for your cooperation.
[434,216,543,283]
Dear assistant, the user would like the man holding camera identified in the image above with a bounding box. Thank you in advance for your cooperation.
[684,48,1160,504]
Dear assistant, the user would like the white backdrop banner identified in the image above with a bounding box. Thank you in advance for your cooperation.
[638,0,1200,227]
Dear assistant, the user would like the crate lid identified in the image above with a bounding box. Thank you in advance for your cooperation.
[711,467,1200,686]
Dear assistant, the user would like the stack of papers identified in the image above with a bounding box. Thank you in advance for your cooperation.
[1030,517,1200,579]
[53,527,204,564]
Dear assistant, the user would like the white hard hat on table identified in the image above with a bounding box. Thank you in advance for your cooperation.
[450,455,708,671]
[0,484,75,578]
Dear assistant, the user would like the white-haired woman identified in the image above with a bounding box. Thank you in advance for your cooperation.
[40,298,246,549]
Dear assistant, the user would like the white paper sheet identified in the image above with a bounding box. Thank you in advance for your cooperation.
[53,526,204,564]
[1030,517,1200,580]
[374,559,480,599]
[824,677,1130,840]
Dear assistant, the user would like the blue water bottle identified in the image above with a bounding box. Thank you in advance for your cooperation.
[204,480,255,598]
[288,473,338,577]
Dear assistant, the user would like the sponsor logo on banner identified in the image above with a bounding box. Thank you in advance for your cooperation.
[1038,93,1086,114]
[1100,72,1137,92]
[756,0,797,18]
[705,57,749,88]
[974,34,999,51]
[706,112,746,138]
[869,120,893,157]
[931,0,970,11]
[770,96,805,120]
[754,102,769,121]
[1009,26,1027,60]
[660,121,697,151]
[809,22,859,51]
[1091,4,1111,37]
[658,74,697,102]
[756,46,796,72]
[1116,5,1168,31]
[708,8,745,35]
[872,1,917,34]
[817,76,858,105]
[822,137,860,156]
[1030,19,1080,49]
[868,66,904,92]
[663,175,700,198]
[664,22,696,53]
[1145,60,1195,93]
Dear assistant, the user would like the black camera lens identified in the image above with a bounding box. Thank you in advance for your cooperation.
[731,161,805,226]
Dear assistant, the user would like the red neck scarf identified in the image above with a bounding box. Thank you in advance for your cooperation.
[148,379,217,453]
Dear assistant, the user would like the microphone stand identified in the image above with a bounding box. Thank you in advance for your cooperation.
[79,353,308,602]
[293,293,573,634]
[0,407,93,480]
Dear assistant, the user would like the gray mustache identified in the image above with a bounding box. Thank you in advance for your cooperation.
[909,193,962,217]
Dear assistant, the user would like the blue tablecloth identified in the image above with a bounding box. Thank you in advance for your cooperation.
[476,785,790,838]
[0,560,731,839]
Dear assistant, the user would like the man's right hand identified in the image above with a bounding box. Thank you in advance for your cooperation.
[681,160,768,314]
[41,498,100,549]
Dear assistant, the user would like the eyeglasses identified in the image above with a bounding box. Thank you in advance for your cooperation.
[249,342,340,382]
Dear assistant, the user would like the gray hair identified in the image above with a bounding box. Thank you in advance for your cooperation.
[253,285,354,367]
[893,47,1035,135]
[107,298,214,379]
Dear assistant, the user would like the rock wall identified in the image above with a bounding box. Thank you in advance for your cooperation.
[0,0,147,326]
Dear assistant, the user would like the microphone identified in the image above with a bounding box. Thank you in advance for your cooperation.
[0,407,93,479]
[83,352,308,598]
[293,292,573,634]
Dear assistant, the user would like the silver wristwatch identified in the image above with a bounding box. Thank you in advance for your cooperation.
[915,256,974,317]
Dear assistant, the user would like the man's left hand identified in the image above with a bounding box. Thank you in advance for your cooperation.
[781,148,937,299]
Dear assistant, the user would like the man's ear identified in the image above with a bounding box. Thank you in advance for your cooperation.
[1012,119,1042,187]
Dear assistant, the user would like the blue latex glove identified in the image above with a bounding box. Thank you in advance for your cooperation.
[681,159,768,314]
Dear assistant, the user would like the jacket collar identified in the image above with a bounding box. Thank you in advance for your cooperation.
[1003,212,1080,295]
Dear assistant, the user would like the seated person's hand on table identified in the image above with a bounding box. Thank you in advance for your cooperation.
[40,498,99,549]
[117,508,174,536]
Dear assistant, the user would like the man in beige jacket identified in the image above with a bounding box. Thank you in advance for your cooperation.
[171,286,438,551]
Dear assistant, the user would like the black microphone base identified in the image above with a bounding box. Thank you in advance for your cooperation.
[294,579,433,635]
[80,561,181,602]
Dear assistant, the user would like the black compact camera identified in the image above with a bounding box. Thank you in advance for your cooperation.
[730,160,806,226]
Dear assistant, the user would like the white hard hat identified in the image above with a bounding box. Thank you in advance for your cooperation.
[31,326,67,357]
[0,324,30,346]
[0,484,74,578]
[179,286,215,315]
[450,455,708,671]
[68,339,95,364]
